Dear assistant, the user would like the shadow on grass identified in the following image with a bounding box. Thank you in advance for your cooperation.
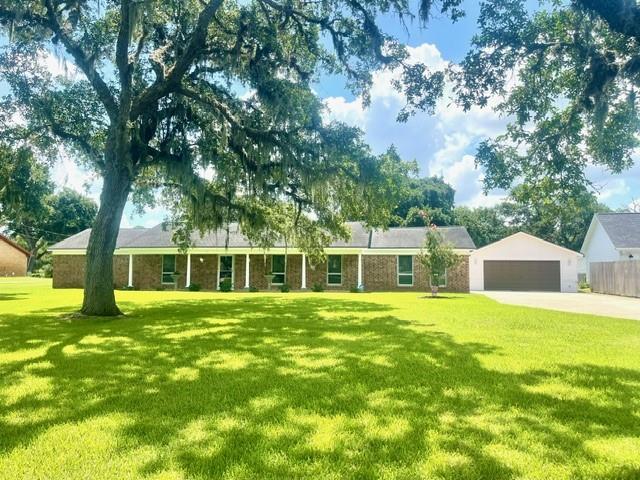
[0,296,639,478]
[0,293,28,301]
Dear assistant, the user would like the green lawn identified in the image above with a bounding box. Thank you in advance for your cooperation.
[1,278,639,479]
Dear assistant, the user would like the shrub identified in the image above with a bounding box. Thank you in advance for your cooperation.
[311,282,324,292]
[249,286,259,292]
[33,264,53,278]
[279,283,291,293]
[219,278,233,292]
[579,280,590,290]
[188,283,201,292]
[349,286,362,293]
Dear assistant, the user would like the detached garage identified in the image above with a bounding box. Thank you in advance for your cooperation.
[469,232,580,293]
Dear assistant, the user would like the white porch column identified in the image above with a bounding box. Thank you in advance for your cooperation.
[127,254,133,288]
[244,254,250,289]
[186,253,192,288]
[301,253,307,289]
[357,253,363,289]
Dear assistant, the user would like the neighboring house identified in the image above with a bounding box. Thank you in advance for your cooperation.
[469,232,581,293]
[49,223,476,292]
[0,233,30,277]
[581,213,640,281]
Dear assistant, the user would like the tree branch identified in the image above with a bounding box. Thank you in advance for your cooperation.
[0,8,48,28]
[130,0,224,119]
[42,0,118,120]
[577,0,640,41]
[48,123,104,166]
[116,0,134,114]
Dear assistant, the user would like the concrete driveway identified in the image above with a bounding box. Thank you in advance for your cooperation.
[478,291,640,321]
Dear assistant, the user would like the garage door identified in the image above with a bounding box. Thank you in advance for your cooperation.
[484,260,561,292]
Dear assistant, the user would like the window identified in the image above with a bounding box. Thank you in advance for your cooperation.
[327,255,342,285]
[430,268,447,288]
[218,255,233,287]
[162,255,176,284]
[397,255,413,286]
[271,255,285,285]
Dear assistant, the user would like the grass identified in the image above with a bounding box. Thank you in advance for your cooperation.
[1,278,639,479]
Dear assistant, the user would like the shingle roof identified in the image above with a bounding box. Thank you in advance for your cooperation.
[49,228,148,250]
[370,226,476,249]
[597,213,640,249]
[50,223,475,250]
[0,233,30,256]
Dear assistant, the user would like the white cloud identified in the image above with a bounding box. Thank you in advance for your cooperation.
[323,96,366,127]
[465,190,507,208]
[322,42,509,207]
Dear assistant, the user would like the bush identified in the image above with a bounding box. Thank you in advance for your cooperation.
[188,283,201,292]
[219,278,233,292]
[249,286,259,292]
[311,282,324,292]
[349,286,362,293]
[33,264,53,278]
[579,280,590,290]
[279,283,291,293]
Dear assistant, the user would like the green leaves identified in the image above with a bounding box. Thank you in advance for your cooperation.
[418,226,461,288]
[453,0,640,196]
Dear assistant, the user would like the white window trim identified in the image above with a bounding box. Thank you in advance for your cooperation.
[397,255,414,287]
[161,254,177,285]
[326,254,343,286]
[271,255,286,285]
[217,254,235,290]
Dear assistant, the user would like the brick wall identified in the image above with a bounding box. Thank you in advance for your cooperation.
[185,254,216,290]
[0,239,28,277]
[234,254,246,290]
[245,254,303,290]
[363,255,469,293]
[52,255,130,289]
[53,252,470,292]
[307,255,359,290]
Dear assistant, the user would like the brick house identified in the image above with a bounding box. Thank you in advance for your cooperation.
[49,223,475,292]
[0,233,30,277]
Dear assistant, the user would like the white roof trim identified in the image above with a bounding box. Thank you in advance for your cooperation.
[473,231,582,256]
[580,215,600,255]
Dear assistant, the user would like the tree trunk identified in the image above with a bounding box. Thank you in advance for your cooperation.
[80,167,131,316]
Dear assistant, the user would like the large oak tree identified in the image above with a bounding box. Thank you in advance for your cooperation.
[453,0,639,196]
[0,0,456,315]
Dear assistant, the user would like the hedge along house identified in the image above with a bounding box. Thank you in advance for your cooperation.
[49,223,476,292]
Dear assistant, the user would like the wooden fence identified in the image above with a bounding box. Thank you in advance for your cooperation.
[590,260,640,298]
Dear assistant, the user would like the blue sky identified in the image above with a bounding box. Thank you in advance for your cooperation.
[4,0,640,228]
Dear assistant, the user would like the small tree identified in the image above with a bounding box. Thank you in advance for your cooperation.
[418,226,461,297]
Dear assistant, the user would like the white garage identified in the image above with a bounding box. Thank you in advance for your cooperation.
[469,232,581,293]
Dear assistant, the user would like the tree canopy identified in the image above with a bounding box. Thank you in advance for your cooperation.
[453,184,610,251]
[391,171,456,227]
[499,184,610,252]
[451,0,639,197]
[0,0,457,315]
[418,226,461,296]
[0,144,98,270]
[453,205,512,248]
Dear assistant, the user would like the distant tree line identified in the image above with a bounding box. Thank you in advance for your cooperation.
[386,153,610,252]
[0,144,97,274]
